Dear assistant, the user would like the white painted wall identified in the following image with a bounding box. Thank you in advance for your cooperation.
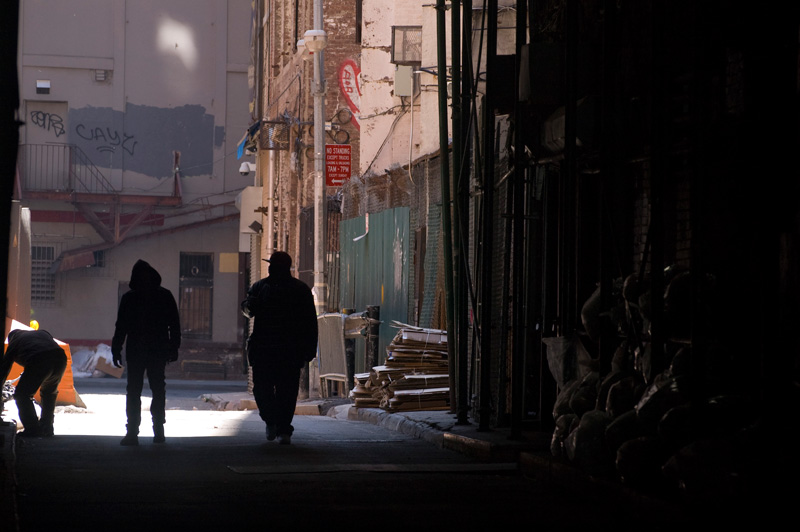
[360,2,425,177]
[358,2,520,180]
[358,2,464,177]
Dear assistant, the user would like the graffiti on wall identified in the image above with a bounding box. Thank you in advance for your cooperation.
[30,110,66,137]
[338,59,361,131]
[68,104,214,178]
[75,124,138,155]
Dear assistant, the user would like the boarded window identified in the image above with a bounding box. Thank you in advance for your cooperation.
[179,252,213,339]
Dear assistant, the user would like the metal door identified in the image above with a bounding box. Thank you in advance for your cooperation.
[179,253,213,339]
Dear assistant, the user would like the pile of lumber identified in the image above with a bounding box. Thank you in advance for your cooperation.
[349,324,450,412]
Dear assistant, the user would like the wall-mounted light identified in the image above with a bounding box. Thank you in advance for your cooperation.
[303,29,328,53]
[36,80,50,94]
[297,39,313,61]
[95,70,107,82]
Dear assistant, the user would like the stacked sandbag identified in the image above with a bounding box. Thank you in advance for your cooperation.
[548,267,758,501]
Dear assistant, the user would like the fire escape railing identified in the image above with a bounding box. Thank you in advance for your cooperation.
[17,143,116,195]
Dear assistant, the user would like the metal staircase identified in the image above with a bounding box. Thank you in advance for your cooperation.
[16,143,183,272]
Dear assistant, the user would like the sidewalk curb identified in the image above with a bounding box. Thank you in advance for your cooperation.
[354,407,447,448]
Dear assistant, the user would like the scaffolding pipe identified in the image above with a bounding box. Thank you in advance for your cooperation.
[510,0,528,439]
[478,0,498,431]
[451,0,470,426]
[436,0,457,416]
[560,0,578,336]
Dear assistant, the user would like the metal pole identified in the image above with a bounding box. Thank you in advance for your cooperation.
[435,0,456,416]
[562,0,578,336]
[313,0,327,316]
[478,0,498,431]
[510,0,529,441]
[457,0,473,426]
[452,0,470,426]
[365,305,380,371]
[342,308,356,393]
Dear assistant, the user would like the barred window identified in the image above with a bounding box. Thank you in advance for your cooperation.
[31,245,56,302]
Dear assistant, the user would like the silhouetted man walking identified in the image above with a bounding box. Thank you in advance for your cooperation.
[112,259,181,445]
[242,251,318,444]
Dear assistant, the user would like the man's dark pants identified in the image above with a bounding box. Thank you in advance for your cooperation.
[125,355,167,433]
[14,348,67,433]
[251,362,301,436]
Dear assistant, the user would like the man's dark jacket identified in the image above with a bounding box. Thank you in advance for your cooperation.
[242,270,318,368]
[1,329,64,383]
[112,260,181,361]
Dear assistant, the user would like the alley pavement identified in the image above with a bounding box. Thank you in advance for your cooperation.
[0,382,781,530]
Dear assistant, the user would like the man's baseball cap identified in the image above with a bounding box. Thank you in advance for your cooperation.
[263,251,292,269]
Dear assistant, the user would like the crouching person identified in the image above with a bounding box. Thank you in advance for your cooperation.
[0,329,68,437]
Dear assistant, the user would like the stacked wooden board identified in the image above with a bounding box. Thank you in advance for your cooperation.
[349,324,449,412]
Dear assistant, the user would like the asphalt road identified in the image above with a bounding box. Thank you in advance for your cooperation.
[72,376,249,401]
[8,379,699,532]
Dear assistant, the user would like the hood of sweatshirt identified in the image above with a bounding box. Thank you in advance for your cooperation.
[129,259,162,292]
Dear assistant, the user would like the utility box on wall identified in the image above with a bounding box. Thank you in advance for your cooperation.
[236,186,263,251]
[394,65,416,97]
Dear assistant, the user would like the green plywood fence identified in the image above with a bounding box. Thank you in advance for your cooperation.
[339,207,410,373]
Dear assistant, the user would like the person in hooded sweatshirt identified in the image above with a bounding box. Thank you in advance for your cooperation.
[112,259,181,445]
[241,251,318,444]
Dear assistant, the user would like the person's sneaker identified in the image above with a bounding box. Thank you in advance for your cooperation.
[153,425,165,444]
[40,425,54,437]
[266,425,277,441]
[277,434,291,445]
[17,428,42,438]
[120,434,139,446]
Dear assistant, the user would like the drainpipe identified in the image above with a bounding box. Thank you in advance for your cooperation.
[257,0,273,259]
[266,150,275,257]
[311,0,328,316]
[435,0,456,419]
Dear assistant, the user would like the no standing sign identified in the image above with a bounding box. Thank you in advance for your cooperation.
[325,144,351,187]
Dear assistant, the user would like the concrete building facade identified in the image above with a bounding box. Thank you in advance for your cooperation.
[14,0,254,377]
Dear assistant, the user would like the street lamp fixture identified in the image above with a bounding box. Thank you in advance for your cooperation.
[297,39,313,61]
[303,29,328,53]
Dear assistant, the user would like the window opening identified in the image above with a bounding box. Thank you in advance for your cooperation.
[31,245,57,303]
